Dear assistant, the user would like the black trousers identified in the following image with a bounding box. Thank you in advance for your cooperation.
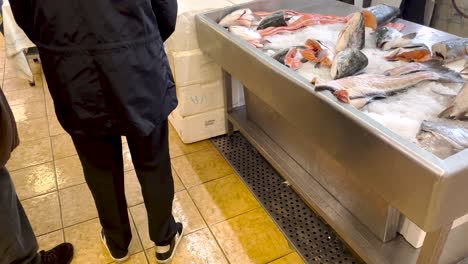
[71,120,177,256]
[400,0,427,25]
[0,167,40,264]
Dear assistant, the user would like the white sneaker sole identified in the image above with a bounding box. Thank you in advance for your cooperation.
[100,232,129,262]
[156,224,184,263]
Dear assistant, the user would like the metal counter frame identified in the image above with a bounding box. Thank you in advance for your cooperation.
[195,0,468,263]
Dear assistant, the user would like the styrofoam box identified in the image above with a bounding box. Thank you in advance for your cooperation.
[176,77,245,117]
[166,5,233,52]
[177,81,224,117]
[169,107,227,144]
[166,10,209,52]
[177,0,234,15]
[400,213,468,248]
[167,49,222,87]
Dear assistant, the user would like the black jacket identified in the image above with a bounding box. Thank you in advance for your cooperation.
[0,89,19,168]
[11,0,178,137]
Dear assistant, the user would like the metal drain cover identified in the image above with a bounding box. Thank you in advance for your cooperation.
[212,133,362,264]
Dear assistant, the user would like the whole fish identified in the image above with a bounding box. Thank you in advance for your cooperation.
[365,4,400,28]
[417,119,468,158]
[331,48,368,79]
[228,26,267,48]
[301,39,334,67]
[383,60,450,76]
[432,38,468,62]
[335,12,365,53]
[257,11,288,30]
[439,82,468,120]
[219,9,255,28]
[385,46,431,62]
[315,70,463,104]
[376,26,418,50]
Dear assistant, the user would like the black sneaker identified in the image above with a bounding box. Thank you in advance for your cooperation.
[40,243,74,264]
[100,230,129,262]
[155,222,184,263]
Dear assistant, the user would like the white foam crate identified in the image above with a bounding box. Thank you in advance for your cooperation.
[400,213,468,248]
[169,107,227,144]
[167,49,222,87]
[176,77,245,117]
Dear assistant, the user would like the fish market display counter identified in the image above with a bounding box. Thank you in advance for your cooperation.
[196,0,468,263]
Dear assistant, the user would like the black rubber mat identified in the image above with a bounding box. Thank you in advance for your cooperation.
[211,133,363,264]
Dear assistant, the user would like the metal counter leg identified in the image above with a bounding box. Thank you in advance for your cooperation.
[417,223,452,264]
[223,69,234,136]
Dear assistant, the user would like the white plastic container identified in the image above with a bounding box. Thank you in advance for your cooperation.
[167,49,222,87]
[169,107,227,144]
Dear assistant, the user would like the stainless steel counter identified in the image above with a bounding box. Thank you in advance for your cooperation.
[195,1,468,263]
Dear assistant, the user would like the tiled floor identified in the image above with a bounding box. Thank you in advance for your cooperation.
[1,48,303,263]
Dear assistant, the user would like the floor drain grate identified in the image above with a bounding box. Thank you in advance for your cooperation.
[211,133,362,264]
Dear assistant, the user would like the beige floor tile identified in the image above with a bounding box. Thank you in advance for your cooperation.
[30,60,42,74]
[130,204,153,249]
[268,252,305,264]
[189,174,260,225]
[172,148,234,188]
[22,192,62,236]
[146,228,228,264]
[16,117,49,142]
[125,170,144,207]
[59,183,98,227]
[51,133,77,159]
[55,155,85,189]
[7,137,53,171]
[4,87,43,106]
[45,98,55,116]
[130,191,205,249]
[172,168,185,193]
[10,101,46,122]
[123,144,134,172]
[3,75,43,92]
[4,67,37,80]
[4,60,42,75]
[44,86,53,101]
[64,218,142,264]
[48,115,66,136]
[36,230,64,251]
[115,252,148,264]
[211,208,294,264]
[169,124,212,158]
[10,162,56,200]
[172,191,206,236]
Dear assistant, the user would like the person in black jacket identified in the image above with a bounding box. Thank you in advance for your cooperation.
[0,89,74,264]
[400,0,427,25]
[10,1,183,262]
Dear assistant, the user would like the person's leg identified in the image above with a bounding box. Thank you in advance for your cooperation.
[71,135,131,258]
[400,0,427,24]
[0,166,40,264]
[126,120,178,245]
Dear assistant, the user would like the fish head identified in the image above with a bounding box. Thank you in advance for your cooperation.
[219,9,254,27]
[334,90,351,103]
[376,26,400,49]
